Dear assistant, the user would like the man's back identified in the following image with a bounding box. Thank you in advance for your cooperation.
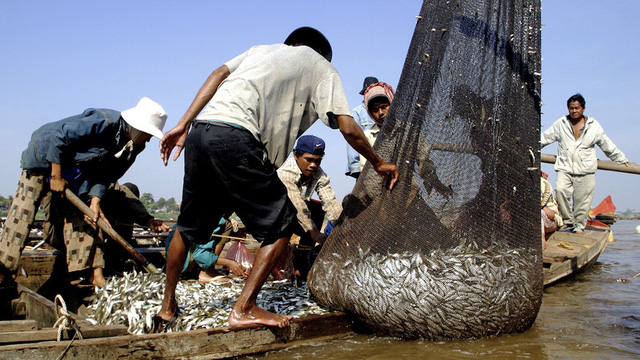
[198,44,351,167]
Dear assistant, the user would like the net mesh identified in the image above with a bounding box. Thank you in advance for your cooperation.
[308,0,543,340]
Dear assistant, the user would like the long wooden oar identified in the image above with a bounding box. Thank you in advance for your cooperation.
[64,189,160,274]
[541,154,640,175]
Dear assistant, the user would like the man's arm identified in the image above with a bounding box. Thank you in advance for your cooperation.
[278,166,327,244]
[337,115,398,189]
[50,163,66,192]
[315,172,342,222]
[160,65,231,165]
[540,120,560,149]
[597,132,629,165]
[279,169,317,232]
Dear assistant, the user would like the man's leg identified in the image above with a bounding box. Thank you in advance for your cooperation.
[228,236,293,328]
[572,174,596,232]
[157,228,188,321]
[540,212,547,251]
[0,171,47,280]
[555,172,574,226]
[63,203,106,287]
[189,124,296,328]
[292,200,325,278]
[157,122,222,322]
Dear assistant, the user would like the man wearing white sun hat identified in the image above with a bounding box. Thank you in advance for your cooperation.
[0,97,167,287]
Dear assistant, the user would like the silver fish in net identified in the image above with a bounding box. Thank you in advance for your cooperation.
[308,242,542,340]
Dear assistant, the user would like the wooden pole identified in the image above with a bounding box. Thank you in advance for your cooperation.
[64,189,160,274]
[541,154,640,175]
[115,222,247,242]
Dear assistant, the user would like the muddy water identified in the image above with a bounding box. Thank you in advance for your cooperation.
[244,220,640,360]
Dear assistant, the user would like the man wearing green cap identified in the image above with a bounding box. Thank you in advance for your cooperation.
[157,27,399,330]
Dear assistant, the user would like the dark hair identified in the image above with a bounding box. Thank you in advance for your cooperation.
[567,93,586,108]
[367,95,390,112]
[122,182,140,198]
[284,27,332,62]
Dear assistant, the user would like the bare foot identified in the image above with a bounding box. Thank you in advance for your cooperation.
[157,298,178,322]
[198,271,231,284]
[89,267,105,288]
[228,306,293,328]
[198,268,231,283]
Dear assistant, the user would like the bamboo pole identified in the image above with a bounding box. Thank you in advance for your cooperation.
[541,154,640,175]
[64,189,160,274]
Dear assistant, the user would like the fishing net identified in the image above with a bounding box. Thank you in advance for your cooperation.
[308,0,543,340]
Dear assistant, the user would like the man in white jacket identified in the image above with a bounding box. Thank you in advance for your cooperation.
[541,93,628,233]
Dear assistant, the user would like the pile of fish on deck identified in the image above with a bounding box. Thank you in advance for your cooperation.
[309,241,541,340]
[86,271,332,334]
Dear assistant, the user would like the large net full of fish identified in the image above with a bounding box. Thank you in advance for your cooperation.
[308,0,543,340]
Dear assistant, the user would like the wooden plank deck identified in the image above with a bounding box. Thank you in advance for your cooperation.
[0,313,352,360]
[2,249,353,359]
[542,225,612,286]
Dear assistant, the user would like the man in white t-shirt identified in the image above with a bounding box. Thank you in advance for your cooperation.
[155,27,399,330]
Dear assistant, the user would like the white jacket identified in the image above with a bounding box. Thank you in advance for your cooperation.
[541,115,627,175]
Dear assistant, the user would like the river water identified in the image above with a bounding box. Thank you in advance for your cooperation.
[245,220,640,360]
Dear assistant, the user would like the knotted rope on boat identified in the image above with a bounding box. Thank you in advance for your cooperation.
[53,294,84,360]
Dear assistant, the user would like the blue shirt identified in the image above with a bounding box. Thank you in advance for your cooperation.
[345,102,375,176]
[20,108,143,198]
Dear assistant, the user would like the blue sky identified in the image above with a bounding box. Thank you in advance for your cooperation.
[1,1,638,212]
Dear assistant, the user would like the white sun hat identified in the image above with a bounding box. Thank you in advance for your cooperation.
[121,97,167,139]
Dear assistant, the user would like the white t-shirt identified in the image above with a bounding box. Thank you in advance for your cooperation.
[198,44,352,167]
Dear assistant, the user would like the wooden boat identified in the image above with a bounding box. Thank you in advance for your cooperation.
[0,246,353,359]
[0,296,350,360]
[542,223,613,286]
[0,196,617,357]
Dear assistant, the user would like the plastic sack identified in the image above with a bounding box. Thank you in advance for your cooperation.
[225,240,254,271]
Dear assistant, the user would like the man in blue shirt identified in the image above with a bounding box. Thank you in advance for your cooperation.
[345,76,379,178]
[0,97,167,287]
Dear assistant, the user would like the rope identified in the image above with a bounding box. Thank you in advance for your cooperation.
[53,294,83,360]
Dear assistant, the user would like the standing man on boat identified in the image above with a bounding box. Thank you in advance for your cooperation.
[541,93,628,234]
[345,76,378,179]
[0,97,168,287]
[156,27,399,330]
[277,135,342,279]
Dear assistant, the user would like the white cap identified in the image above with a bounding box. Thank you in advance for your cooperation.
[121,97,167,139]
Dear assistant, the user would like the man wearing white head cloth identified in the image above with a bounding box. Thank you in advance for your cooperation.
[0,97,168,287]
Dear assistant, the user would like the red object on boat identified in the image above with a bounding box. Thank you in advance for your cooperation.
[590,195,616,217]
[587,219,610,228]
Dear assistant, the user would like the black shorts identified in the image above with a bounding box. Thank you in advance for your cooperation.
[176,121,296,247]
